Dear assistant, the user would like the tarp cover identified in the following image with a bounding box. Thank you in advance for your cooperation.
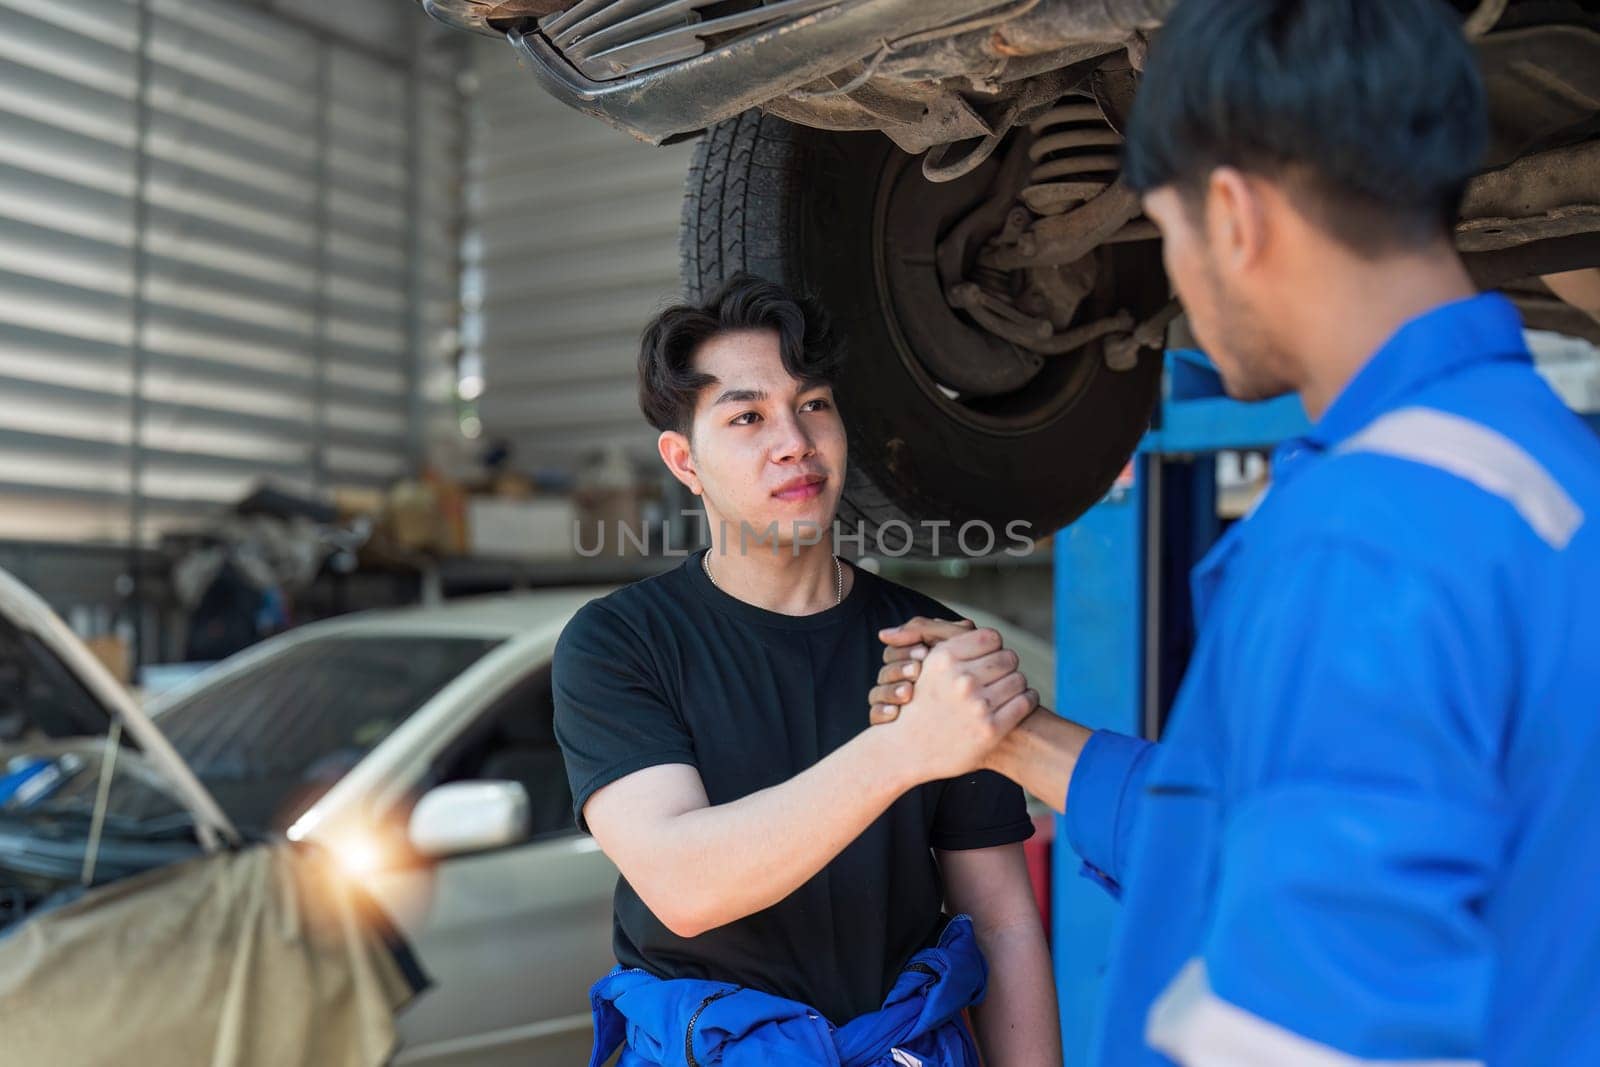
[0,842,427,1065]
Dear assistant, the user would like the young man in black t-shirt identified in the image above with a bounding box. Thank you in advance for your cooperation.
[552,275,1060,1066]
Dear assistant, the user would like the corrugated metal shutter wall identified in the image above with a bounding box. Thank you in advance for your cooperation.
[0,0,464,543]
[465,34,693,475]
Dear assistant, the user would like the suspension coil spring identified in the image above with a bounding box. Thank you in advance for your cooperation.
[1020,100,1124,216]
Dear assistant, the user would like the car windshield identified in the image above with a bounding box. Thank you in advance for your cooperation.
[148,634,502,834]
[2,632,501,841]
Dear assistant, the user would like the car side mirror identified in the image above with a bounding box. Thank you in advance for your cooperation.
[408,781,530,860]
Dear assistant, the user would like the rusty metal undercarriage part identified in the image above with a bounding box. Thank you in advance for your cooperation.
[1458,140,1600,254]
[947,281,1135,354]
[931,88,1168,372]
[772,11,1600,381]
[766,1,1167,159]
[931,23,1600,378]
[419,0,571,36]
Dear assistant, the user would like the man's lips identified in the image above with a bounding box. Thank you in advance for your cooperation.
[773,476,826,501]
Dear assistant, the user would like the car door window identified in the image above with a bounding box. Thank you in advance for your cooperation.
[434,663,574,841]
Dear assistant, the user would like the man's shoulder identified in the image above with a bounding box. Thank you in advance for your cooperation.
[601,559,696,610]
[560,561,695,649]
[1276,391,1594,562]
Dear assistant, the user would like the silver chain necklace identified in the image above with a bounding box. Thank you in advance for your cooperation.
[702,549,843,606]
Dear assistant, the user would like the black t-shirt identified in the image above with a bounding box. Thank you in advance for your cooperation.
[551,551,1033,1024]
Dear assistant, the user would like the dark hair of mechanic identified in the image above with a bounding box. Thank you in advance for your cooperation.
[1122,0,1488,255]
[636,272,845,434]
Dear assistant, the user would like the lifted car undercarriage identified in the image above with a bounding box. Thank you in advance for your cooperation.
[420,0,1600,552]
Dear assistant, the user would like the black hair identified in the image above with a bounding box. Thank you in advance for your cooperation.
[1122,0,1488,253]
[637,273,845,435]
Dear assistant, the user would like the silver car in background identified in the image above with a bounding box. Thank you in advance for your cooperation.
[146,590,619,1066]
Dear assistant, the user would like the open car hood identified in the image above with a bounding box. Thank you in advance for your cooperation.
[0,566,239,850]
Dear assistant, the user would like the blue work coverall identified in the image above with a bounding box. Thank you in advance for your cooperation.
[587,915,986,1066]
[1067,293,1600,1064]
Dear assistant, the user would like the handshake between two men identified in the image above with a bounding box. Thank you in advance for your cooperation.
[865,617,1093,816]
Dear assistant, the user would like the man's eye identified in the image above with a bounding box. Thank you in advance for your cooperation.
[731,412,759,426]
[802,398,831,412]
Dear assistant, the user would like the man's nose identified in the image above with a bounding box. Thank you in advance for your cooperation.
[771,414,815,463]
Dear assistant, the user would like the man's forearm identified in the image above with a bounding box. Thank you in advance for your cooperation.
[646,727,914,936]
[971,921,1062,1067]
[941,844,1061,1067]
[982,706,1093,815]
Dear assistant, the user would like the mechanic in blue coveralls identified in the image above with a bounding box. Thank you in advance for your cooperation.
[870,0,1600,1062]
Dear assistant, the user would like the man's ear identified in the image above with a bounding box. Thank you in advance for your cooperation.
[1205,166,1268,276]
[657,430,701,495]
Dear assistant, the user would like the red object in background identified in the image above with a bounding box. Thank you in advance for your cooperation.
[1024,812,1054,937]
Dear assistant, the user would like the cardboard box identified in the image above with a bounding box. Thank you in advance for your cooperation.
[381,477,468,557]
[386,481,441,553]
[467,497,579,560]
[85,635,130,687]
[575,488,648,557]
[332,487,385,521]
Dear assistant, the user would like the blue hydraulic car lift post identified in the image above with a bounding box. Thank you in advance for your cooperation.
[1049,349,1600,1063]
